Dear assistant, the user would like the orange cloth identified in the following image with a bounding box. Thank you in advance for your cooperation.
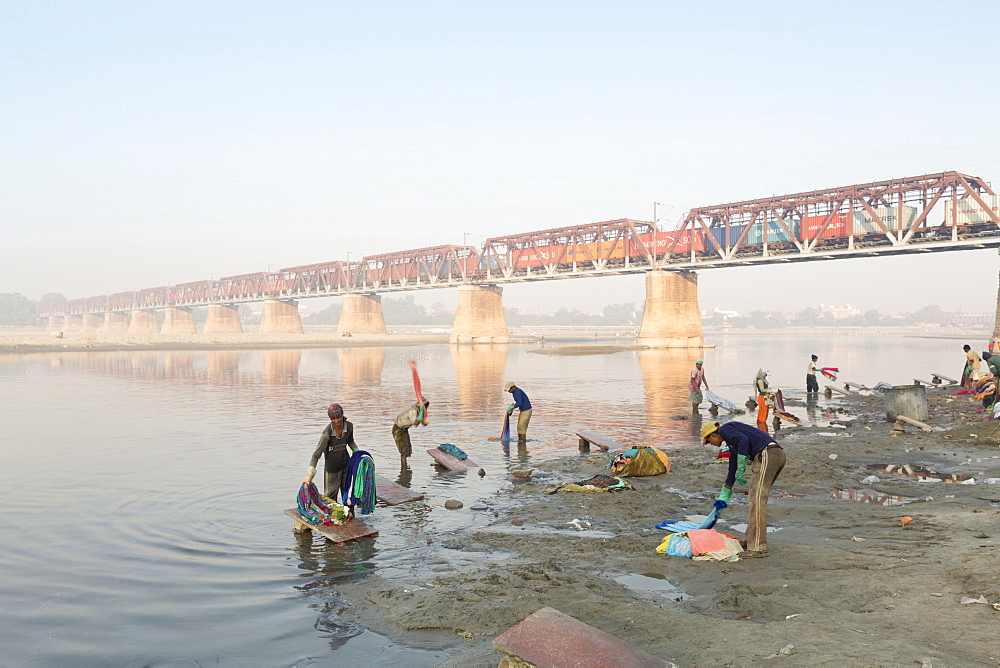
[688,528,728,555]
[756,395,770,429]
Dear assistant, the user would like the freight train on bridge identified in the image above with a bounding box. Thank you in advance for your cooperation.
[36,170,1000,347]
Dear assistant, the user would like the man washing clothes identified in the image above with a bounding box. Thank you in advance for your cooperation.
[703,421,785,558]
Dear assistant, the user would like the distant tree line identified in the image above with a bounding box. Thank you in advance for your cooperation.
[0,293,65,326]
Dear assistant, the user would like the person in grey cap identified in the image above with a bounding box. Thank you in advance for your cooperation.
[505,381,532,444]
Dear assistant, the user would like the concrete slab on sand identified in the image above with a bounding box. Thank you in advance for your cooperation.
[374,475,424,505]
[493,606,667,667]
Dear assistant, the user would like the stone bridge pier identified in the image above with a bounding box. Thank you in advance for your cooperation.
[62,315,83,332]
[338,293,387,335]
[128,310,160,334]
[638,270,705,348]
[161,307,197,334]
[259,299,304,334]
[46,316,62,332]
[101,311,130,333]
[203,304,243,334]
[81,314,103,332]
[451,284,509,344]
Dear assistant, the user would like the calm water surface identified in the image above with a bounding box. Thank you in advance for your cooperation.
[0,335,973,665]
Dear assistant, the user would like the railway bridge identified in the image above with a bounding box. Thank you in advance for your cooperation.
[37,171,1000,347]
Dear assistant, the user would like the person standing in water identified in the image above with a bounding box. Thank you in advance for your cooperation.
[305,403,357,507]
[688,359,709,413]
[806,354,819,394]
[505,381,532,444]
[393,399,430,467]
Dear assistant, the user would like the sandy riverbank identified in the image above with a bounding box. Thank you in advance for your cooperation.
[331,388,1000,666]
[0,331,454,354]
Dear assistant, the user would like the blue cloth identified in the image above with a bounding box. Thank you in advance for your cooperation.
[656,505,720,532]
[511,387,532,411]
[718,422,777,487]
[438,443,468,460]
[341,450,377,515]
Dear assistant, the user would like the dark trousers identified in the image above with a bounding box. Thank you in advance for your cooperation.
[806,374,819,393]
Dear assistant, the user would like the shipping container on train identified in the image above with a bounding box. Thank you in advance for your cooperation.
[170,280,215,303]
[944,194,1000,226]
[217,272,270,300]
[745,219,800,245]
[106,291,137,311]
[852,205,918,235]
[138,286,169,308]
[802,212,850,241]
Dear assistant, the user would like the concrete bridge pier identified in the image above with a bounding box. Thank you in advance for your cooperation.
[451,284,509,344]
[101,311,130,333]
[203,304,243,334]
[259,299,304,334]
[637,270,705,348]
[82,314,103,332]
[338,293,387,335]
[63,315,83,332]
[47,317,62,332]
[128,310,160,334]
[161,307,198,334]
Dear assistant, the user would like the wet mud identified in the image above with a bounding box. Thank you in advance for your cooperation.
[329,386,1000,665]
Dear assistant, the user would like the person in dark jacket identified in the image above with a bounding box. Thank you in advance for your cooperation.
[703,420,785,558]
[505,381,532,444]
[306,403,357,506]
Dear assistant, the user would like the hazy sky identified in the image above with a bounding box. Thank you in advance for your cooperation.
[4,2,1000,314]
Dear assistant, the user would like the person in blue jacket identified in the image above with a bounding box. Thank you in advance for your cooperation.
[505,381,532,444]
[703,420,785,558]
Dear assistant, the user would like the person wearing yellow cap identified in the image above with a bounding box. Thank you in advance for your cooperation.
[505,381,532,444]
[688,359,709,413]
[702,420,785,558]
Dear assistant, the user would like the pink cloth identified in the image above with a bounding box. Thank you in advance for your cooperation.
[687,528,728,555]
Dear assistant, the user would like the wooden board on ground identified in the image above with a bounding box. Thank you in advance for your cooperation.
[931,373,958,384]
[575,429,621,452]
[284,508,378,543]
[493,606,667,668]
[427,448,477,471]
[375,475,424,505]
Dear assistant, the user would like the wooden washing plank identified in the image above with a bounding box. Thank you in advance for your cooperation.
[493,606,667,668]
[575,429,620,452]
[284,509,378,543]
[931,373,958,384]
[375,475,424,505]
[427,448,477,471]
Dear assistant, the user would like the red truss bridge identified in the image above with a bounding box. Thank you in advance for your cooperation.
[40,170,1000,317]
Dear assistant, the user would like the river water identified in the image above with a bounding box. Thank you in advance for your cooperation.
[0,334,976,665]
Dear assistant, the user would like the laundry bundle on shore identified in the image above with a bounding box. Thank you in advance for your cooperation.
[544,474,632,494]
[656,528,744,561]
[609,446,670,476]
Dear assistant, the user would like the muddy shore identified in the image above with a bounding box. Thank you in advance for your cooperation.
[335,387,1000,666]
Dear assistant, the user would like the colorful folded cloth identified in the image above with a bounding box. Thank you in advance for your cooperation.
[688,528,728,555]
